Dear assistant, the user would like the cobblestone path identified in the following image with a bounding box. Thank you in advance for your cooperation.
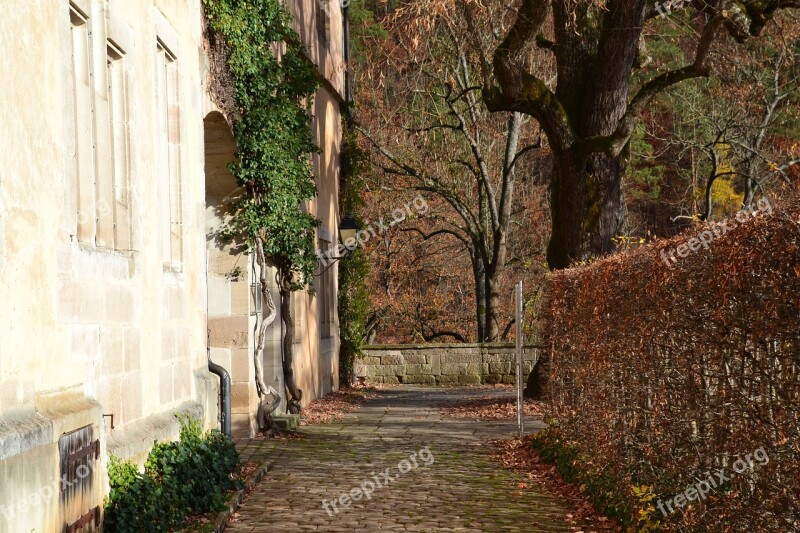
[227,386,583,532]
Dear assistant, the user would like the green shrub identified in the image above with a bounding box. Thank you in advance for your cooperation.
[145,415,240,514]
[338,246,370,387]
[104,415,240,532]
[104,456,173,532]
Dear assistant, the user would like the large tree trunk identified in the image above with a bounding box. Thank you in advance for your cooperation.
[547,148,626,269]
[472,258,487,342]
[545,3,635,269]
[279,272,303,414]
[481,2,644,269]
[484,271,501,342]
[586,153,626,256]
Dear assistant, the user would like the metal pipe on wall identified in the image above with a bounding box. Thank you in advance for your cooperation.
[208,347,232,437]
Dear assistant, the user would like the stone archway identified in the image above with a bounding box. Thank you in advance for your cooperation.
[203,111,260,437]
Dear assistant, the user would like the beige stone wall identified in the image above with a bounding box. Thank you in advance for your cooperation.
[0,1,345,528]
[287,86,343,406]
[290,0,346,96]
[0,0,214,423]
[203,109,262,438]
[359,344,540,386]
[0,0,217,530]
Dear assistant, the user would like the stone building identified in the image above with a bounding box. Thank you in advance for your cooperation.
[0,1,345,530]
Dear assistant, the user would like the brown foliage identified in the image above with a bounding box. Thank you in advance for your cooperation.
[355,2,551,342]
[440,391,544,420]
[536,194,800,530]
[201,12,238,125]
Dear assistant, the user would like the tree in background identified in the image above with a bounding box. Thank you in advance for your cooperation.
[360,191,488,343]
[642,25,799,224]
[455,0,800,269]
[355,2,550,342]
[348,0,799,343]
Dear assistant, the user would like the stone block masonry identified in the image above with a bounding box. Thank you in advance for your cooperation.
[357,343,539,385]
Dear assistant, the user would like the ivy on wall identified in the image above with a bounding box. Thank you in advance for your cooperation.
[204,0,320,287]
[337,120,371,387]
[203,0,322,413]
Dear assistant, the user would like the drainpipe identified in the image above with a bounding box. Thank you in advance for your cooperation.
[208,345,232,437]
[206,254,232,436]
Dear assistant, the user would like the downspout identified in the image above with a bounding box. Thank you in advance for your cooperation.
[206,256,232,436]
[208,347,232,437]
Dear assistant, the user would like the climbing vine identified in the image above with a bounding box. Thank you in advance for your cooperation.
[203,0,320,415]
[337,121,371,387]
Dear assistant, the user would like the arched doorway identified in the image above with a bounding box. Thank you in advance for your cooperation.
[204,111,262,437]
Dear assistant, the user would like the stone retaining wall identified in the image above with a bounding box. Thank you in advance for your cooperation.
[356,343,539,385]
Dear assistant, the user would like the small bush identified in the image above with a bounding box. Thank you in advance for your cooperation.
[104,415,240,532]
[146,415,240,514]
[104,456,169,533]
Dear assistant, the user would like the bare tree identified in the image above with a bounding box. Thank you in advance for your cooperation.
[358,10,544,341]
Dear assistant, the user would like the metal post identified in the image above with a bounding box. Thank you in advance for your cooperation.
[515,281,524,439]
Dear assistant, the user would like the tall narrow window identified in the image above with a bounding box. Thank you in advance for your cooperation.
[156,41,182,269]
[317,0,330,47]
[69,4,96,243]
[106,43,131,250]
[293,290,306,343]
[318,238,335,338]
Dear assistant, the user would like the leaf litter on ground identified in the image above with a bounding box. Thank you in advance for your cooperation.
[300,385,378,425]
[492,436,621,532]
[439,390,543,420]
[439,389,619,530]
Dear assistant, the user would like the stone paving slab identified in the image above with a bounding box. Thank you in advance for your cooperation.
[225,387,583,532]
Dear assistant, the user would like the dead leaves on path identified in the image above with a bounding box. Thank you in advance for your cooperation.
[439,391,619,531]
[300,386,378,425]
[494,437,621,533]
[440,393,543,420]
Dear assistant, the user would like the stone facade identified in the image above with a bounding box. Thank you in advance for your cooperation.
[0,1,344,531]
[205,0,346,437]
[357,344,539,386]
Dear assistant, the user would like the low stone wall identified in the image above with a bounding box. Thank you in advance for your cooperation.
[356,343,539,385]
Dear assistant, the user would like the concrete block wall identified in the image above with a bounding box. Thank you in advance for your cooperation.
[357,344,539,386]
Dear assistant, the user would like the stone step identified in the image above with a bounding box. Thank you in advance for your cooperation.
[271,414,300,431]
